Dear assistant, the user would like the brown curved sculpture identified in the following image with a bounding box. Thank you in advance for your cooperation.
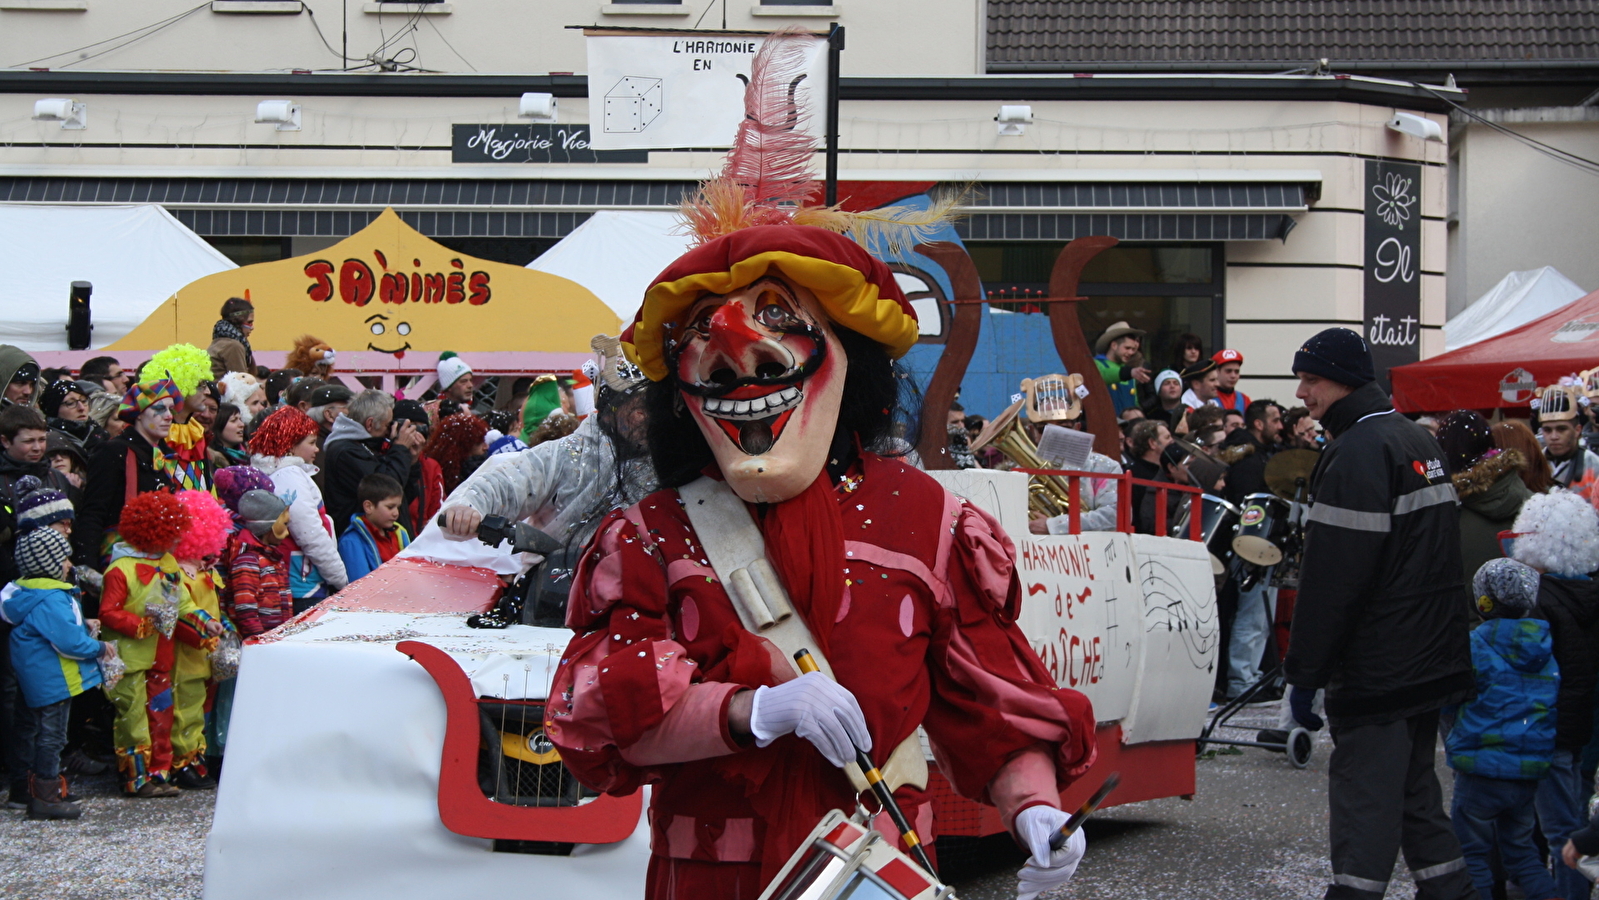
[914,241,984,470]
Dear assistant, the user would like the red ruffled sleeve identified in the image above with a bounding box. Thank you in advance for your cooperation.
[922,500,1098,804]
[545,506,741,795]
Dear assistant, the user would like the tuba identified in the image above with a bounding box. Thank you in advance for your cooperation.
[971,398,1077,519]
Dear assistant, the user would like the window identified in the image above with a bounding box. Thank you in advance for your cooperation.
[760,0,832,4]
[966,241,1224,370]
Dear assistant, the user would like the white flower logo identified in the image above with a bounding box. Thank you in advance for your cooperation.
[1372,171,1417,230]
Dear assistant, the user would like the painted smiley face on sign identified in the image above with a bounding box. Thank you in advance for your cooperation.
[364,313,413,357]
[670,275,846,504]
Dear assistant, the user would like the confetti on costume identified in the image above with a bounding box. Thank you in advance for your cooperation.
[101,491,193,795]
[544,29,1097,900]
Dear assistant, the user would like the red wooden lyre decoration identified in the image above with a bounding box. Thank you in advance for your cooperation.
[398,639,643,843]
[915,236,1121,468]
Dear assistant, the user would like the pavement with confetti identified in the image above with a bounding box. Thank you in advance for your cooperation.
[0,708,1454,900]
[0,769,210,900]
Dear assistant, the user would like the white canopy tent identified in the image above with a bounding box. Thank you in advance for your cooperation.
[1444,266,1587,351]
[526,210,693,324]
[0,203,236,351]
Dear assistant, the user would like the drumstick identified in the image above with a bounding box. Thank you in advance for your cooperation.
[1048,772,1121,852]
[792,649,938,879]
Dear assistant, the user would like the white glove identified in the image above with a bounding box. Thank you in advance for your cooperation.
[748,672,872,767]
[1014,805,1087,900]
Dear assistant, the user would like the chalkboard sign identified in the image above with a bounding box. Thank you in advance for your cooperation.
[1364,159,1422,389]
[451,124,648,164]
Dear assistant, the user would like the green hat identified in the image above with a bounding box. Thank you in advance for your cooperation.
[520,376,562,443]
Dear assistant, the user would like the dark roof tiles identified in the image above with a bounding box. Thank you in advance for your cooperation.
[989,1,1599,64]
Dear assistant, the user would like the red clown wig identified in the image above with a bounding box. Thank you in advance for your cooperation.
[118,490,188,555]
[174,490,232,563]
[248,406,320,460]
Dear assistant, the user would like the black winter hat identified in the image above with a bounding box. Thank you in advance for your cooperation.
[1437,410,1495,474]
[1292,328,1374,388]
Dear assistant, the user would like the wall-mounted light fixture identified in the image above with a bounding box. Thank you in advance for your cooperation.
[519,92,557,120]
[1388,112,1443,142]
[33,98,86,130]
[255,99,302,132]
[995,104,1032,137]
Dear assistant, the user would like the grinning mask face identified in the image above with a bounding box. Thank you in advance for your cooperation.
[670,275,846,504]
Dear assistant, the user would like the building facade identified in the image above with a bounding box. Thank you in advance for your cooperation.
[0,0,1471,410]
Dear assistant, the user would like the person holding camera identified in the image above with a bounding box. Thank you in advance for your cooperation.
[1283,328,1474,900]
[322,390,423,540]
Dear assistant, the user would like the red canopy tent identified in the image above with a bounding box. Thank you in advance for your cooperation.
[1391,288,1599,412]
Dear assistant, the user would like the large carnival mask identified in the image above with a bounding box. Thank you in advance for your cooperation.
[670,274,846,504]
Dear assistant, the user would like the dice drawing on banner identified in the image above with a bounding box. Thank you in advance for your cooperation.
[604,77,664,133]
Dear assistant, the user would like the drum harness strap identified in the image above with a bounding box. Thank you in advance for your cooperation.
[677,476,928,796]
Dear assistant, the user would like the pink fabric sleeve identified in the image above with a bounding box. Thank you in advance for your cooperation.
[986,744,1062,835]
[618,682,744,766]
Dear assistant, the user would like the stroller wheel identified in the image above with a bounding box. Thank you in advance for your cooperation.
[1287,727,1314,769]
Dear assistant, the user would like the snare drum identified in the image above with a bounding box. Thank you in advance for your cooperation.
[1234,493,1291,566]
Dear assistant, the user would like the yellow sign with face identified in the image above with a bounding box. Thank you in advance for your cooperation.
[110,208,620,358]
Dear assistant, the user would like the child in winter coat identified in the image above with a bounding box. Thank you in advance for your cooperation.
[169,490,233,790]
[248,406,347,612]
[221,489,294,638]
[1447,558,1560,900]
[337,473,410,583]
[0,527,113,819]
[99,490,200,797]
[1508,490,1599,897]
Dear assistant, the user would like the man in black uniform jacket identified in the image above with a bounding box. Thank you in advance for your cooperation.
[1284,328,1474,900]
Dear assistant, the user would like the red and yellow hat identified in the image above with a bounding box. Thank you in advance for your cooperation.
[621,225,919,382]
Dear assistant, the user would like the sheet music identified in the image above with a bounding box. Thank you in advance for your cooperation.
[1038,425,1094,470]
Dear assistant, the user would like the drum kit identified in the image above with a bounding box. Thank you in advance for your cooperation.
[1174,448,1319,585]
[1192,448,1322,769]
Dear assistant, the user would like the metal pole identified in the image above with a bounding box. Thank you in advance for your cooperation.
[825,24,844,206]
[342,0,348,71]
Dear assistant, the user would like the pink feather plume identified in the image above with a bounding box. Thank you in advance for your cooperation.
[680,28,822,243]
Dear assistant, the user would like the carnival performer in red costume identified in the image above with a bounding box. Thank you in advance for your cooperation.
[543,30,1099,900]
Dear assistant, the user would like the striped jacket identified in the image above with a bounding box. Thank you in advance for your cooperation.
[223,530,293,638]
[1284,381,1474,725]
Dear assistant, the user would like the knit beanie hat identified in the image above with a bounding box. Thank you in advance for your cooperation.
[15,527,71,580]
[236,489,289,539]
[1511,490,1599,577]
[1437,410,1496,474]
[248,406,319,459]
[39,379,86,419]
[215,465,276,515]
[436,352,472,392]
[1292,328,1375,388]
[118,378,182,424]
[1154,369,1182,392]
[12,475,72,534]
[1472,558,1542,619]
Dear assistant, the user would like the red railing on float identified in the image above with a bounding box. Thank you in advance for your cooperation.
[1014,468,1204,539]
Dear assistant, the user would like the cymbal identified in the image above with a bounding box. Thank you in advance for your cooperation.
[1265,449,1320,499]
